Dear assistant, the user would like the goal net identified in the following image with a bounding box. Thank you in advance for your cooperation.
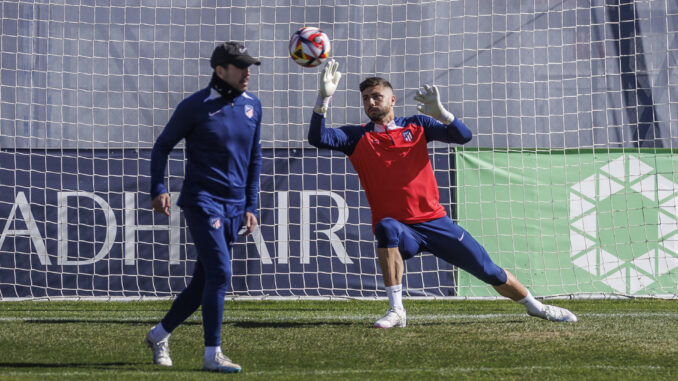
[1,0,677,299]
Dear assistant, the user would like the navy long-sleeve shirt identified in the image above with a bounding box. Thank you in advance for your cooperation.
[150,86,262,218]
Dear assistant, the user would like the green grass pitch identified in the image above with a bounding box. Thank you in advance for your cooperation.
[0,299,676,380]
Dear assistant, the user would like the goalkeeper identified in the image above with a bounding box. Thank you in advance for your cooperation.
[145,42,262,372]
[308,59,577,328]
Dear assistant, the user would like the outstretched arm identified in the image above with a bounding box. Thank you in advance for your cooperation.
[308,112,362,154]
[308,60,362,155]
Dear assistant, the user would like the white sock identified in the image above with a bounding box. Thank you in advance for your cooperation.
[386,284,404,310]
[517,290,544,315]
[205,346,222,359]
[150,323,170,342]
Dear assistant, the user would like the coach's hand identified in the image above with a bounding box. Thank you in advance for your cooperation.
[152,193,171,216]
[414,84,455,125]
[241,211,258,236]
[314,59,341,115]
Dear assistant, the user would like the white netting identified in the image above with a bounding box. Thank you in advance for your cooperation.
[1,0,677,299]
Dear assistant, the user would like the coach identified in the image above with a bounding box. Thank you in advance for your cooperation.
[145,41,262,373]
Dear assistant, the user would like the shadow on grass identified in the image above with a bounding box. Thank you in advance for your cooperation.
[22,319,355,328]
[22,318,524,327]
[230,320,353,328]
[23,319,201,325]
[0,361,145,369]
[230,319,523,328]
[228,307,341,312]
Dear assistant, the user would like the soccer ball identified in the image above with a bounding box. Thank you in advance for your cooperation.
[289,27,331,68]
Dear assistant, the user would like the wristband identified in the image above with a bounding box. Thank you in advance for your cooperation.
[439,110,455,125]
[314,94,332,115]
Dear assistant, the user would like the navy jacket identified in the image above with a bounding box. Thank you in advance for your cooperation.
[150,86,262,218]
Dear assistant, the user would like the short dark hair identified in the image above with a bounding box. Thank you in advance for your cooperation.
[359,77,393,92]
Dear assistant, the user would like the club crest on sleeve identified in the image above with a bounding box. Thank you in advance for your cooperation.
[209,216,221,230]
[402,129,413,142]
[244,104,254,118]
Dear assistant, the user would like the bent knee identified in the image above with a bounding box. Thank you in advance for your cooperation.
[204,267,232,287]
[374,218,402,248]
[478,266,507,286]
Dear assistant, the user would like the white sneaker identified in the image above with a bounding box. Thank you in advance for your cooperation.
[528,304,578,323]
[374,308,407,329]
[145,330,173,367]
[203,352,242,373]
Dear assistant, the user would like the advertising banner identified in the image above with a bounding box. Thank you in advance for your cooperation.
[456,149,678,297]
[0,149,455,298]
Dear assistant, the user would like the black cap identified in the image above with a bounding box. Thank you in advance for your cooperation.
[210,42,261,69]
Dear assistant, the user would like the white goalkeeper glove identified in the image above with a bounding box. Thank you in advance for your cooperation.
[314,59,341,116]
[413,84,455,125]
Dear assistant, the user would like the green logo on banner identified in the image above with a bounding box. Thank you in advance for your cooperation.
[569,154,678,294]
[456,150,678,297]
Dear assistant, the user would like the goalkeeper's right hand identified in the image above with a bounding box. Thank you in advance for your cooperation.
[314,59,341,115]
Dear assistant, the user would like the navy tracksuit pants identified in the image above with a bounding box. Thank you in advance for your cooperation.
[374,216,508,286]
[160,206,241,346]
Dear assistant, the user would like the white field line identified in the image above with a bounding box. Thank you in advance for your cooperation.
[1,311,677,323]
[0,364,668,377]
